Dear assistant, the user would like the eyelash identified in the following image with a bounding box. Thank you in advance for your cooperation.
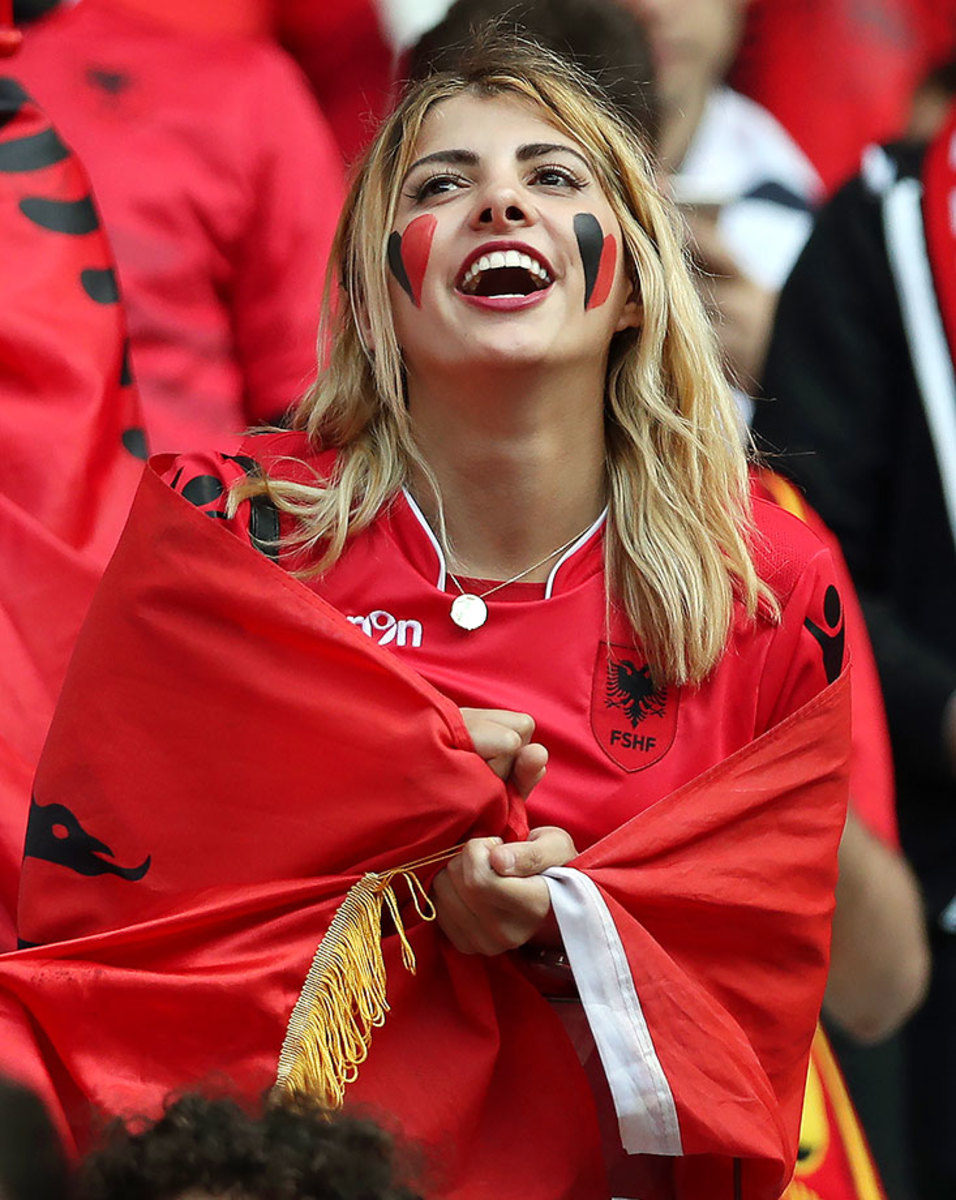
[404,162,588,202]
[404,171,470,202]
[532,163,587,190]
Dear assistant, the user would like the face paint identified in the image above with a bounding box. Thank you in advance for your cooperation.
[387,214,437,307]
[573,212,617,311]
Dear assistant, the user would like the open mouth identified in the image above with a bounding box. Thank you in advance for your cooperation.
[458,249,553,298]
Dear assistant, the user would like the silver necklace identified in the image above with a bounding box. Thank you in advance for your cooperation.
[447,524,592,631]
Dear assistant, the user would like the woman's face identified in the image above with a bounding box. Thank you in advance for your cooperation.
[386,91,641,384]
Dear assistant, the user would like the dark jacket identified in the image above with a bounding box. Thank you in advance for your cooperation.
[753,141,956,916]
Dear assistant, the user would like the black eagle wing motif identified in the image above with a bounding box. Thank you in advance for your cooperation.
[606,659,667,728]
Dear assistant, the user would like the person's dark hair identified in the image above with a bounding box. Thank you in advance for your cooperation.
[12,0,60,24]
[406,0,659,148]
[0,1078,71,1200]
[75,1093,424,1200]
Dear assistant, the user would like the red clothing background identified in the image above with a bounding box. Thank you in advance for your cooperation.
[7,0,345,452]
[106,0,394,163]
[733,0,956,195]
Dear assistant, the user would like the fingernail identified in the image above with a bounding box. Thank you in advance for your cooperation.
[497,848,516,873]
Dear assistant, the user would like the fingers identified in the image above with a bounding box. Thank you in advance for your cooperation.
[511,742,549,800]
[488,825,577,878]
[432,836,551,955]
[460,708,547,789]
[461,708,535,755]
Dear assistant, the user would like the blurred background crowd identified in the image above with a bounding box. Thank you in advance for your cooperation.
[2,1,956,1198]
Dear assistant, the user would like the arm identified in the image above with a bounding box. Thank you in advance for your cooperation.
[686,209,777,388]
[824,808,930,1043]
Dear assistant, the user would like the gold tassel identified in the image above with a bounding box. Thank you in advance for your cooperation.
[272,846,461,1109]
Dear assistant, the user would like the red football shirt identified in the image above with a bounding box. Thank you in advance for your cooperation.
[165,434,842,852]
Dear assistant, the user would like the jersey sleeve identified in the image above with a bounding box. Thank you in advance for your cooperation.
[755,537,847,734]
[160,449,267,555]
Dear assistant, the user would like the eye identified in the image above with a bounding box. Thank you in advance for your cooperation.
[405,171,469,202]
[531,163,587,190]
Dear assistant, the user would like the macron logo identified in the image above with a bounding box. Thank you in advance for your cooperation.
[347,609,423,648]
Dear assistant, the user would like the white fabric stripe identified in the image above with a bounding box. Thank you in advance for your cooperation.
[544,866,682,1156]
[543,508,607,599]
[400,487,446,589]
[883,178,956,549]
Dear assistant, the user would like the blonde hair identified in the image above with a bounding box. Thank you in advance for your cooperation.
[239,34,776,685]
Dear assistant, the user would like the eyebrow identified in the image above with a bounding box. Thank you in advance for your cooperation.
[403,141,592,180]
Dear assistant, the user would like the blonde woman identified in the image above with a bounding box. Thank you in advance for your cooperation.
[11,34,850,1200]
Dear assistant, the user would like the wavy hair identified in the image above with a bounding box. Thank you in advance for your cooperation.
[237,33,776,685]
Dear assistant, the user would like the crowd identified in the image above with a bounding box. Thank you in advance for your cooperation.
[1,1,955,1198]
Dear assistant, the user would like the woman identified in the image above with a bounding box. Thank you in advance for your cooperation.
[8,35,849,1200]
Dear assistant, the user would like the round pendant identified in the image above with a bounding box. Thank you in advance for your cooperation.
[450,592,488,631]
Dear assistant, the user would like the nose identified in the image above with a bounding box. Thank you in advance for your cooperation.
[471,180,535,231]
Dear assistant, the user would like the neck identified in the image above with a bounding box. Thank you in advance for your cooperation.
[406,361,607,582]
[657,87,711,174]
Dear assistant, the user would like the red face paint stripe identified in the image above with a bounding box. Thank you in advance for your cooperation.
[400,214,437,307]
[586,235,617,311]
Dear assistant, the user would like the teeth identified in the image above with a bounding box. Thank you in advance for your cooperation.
[459,249,553,294]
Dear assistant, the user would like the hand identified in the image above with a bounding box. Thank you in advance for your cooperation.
[432,826,578,955]
[460,707,548,799]
[684,209,777,387]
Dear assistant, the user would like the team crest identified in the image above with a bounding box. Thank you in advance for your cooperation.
[591,644,678,771]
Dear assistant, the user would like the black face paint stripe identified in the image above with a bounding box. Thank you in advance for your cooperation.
[574,212,603,309]
[19,194,99,235]
[0,126,69,173]
[387,230,413,300]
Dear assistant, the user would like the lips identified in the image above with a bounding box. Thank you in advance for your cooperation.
[455,241,554,299]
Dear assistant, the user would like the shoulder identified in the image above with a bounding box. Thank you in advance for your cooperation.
[161,432,337,528]
[749,492,834,607]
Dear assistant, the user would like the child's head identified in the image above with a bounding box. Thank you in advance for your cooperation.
[76,1093,423,1200]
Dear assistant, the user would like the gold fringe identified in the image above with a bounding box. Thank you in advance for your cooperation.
[272,846,461,1109]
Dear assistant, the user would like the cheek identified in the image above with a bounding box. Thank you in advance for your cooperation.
[387,214,437,307]
[573,212,618,311]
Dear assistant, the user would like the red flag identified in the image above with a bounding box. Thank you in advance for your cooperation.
[1,463,848,1199]
[0,79,145,946]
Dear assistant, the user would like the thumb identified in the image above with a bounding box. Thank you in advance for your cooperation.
[489,826,576,877]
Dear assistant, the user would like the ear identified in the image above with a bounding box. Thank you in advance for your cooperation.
[615,284,643,333]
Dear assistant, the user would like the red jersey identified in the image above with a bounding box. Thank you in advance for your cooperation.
[8,0,344,452]
[166,432,844,852]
